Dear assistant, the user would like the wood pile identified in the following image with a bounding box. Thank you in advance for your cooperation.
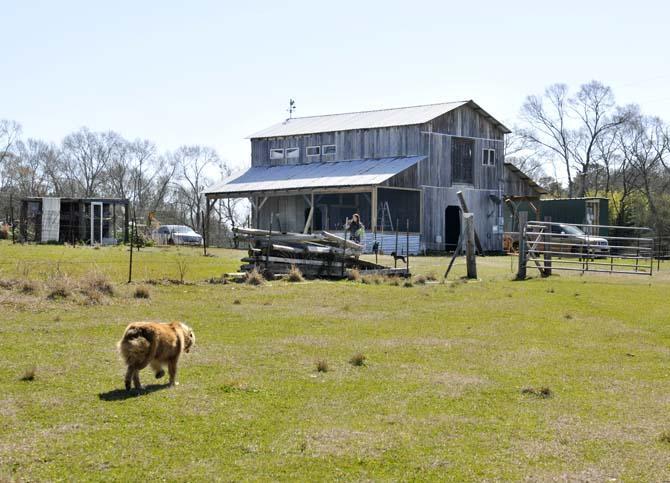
[233,227,409,279]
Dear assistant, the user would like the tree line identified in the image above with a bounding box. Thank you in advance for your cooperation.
[1,80,669,239]
[0,124,246,244]
[507,80,670,235]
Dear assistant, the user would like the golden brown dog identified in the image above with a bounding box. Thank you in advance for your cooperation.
[118,321,195,391]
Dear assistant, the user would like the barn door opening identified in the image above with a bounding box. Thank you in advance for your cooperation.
[445,206,461,251]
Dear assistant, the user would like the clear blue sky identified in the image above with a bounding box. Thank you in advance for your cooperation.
[2,0,669,174]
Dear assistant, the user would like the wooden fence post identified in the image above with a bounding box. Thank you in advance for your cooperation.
[516,211,528,280]
[464,213,477,279]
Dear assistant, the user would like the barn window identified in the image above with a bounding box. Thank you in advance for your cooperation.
[306,146,320,156]
[270,148,284,160]
[286,147,299,159]
[322,144,336,155]
[483,148,496,166]
[451,138,474,184]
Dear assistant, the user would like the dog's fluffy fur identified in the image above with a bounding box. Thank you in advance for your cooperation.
[118,321,195,391]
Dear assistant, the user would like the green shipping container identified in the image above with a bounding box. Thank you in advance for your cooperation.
[539,198,609,236]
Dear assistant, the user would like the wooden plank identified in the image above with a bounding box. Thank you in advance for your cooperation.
[456,190,484,254]
[464,213,477,279]
[321,231,364,250]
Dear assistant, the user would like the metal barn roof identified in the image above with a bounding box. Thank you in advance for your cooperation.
[204,156,426,197]
[504,162,549,196]
[247,100,511,138]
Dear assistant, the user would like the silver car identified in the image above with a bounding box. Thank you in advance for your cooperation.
[152,225,203,246]
[546,223,609,258]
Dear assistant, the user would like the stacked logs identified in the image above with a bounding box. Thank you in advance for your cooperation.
[233,227,407,279]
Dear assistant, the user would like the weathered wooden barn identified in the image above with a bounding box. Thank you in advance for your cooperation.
[206,100,537,253]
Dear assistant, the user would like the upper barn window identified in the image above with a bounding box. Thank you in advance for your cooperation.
[270,148,284,160]
[452,138,474,184]
[322,144,336,155]
[483,148,496,166]
[285,147,299,159]
[306,146,321,156]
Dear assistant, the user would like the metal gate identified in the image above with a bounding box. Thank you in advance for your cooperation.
[517,220,654,278]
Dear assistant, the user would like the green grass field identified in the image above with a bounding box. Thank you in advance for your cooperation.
[2,242,670,481]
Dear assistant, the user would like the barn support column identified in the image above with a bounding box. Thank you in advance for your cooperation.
[371,187,378,234]
[303,193,315,234]
[251,196,269,229]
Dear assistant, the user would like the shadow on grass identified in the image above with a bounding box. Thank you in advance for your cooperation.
[98,384,170,401]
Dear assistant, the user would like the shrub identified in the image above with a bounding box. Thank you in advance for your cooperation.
[315,359,329,372]
[414,274,427,285]
[175,253,189,284]
[134,285,151,299]
[521,386,553,399]
[83,272,115,296]
[346,269,361,282]
[20,366,36,381]
[361,275,383,285]
[245,268,265,286]
[403,279,414,288]
[0,278,15,290]
[47,277,72,300]
[426,271,438,282]
[349,353,367,367]
[19,279,39,294]
[287,265,304,282]
[386,276,401,286]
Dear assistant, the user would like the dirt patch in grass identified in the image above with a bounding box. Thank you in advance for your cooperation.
[431,372,489,396]
[378,337,454,349]
[302,428,392,458]
[280,335,332,347]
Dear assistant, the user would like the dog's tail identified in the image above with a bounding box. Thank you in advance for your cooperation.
[118,325,153,367]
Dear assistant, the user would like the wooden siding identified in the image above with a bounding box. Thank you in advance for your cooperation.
[255,195,308,233]
[426,104,506,140]
[382,164,419,188]
[251,126,423,166]
[422,186,503,252]
[416,133,503,191]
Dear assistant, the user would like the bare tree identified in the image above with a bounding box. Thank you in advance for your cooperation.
[62,128,123,197]
[570,82,631,196]
[519,81,630,197]
[0,120,22,167]
[519,84,575,195]
[171,146,218,229]
[5,139,50,196]
[504,131,546,180]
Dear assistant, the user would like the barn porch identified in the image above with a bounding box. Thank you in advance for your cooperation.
[204,157,425,255]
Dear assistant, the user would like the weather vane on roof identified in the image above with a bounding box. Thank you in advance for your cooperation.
[287,98,296,120]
